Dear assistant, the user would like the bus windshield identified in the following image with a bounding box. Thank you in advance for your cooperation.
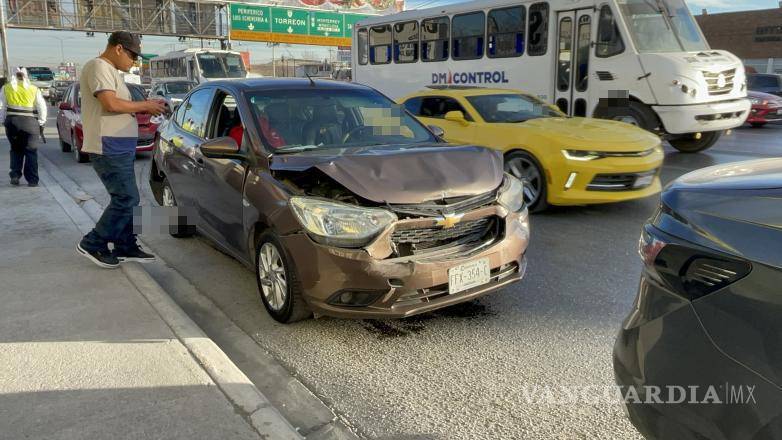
[197,53,246,79]
[618,0,708,53]
[466,94,563,123]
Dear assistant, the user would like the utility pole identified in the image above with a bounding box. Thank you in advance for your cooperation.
[0,0,11,77]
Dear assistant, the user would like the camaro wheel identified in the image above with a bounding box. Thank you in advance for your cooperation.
[669,131,722,153]
[162,178,194,238]
[255,232,311,324]
[504,151,548,212]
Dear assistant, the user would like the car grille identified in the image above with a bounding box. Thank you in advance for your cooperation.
[392,217,496,250]
[702,68,736,96]
[389,191,497,218]
[587,170,657,192]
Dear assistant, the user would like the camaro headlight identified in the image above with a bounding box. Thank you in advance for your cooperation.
[562,150,602,161]
[289,197,397,248]
[497,174,526,213]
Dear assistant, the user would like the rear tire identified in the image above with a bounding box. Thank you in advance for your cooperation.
[72,131,89,163]
[58,127,71,152]
[162,178,195,238]
[255,232,311,324]
[504,151,548,213]
[669,131,722,153]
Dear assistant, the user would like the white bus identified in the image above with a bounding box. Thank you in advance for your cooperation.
[150,49,247,85]
[353,0,750,152]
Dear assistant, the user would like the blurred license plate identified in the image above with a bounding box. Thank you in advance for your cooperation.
[449,258,490,294]
[777,109,782,115]
[634,174,654,188]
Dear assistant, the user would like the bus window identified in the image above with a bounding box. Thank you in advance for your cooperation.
[357,28,369,65]
[452,12,485,60]
[488,6,526,58]
[370,25,392,65]
[557,17,572,92]
[596,5,624,58]
[394,21,419,64]
[421,17,449,62]
[528,2,549,56]
[576,15,591,92]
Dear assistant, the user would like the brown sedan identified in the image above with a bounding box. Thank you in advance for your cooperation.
[149,79,529,323]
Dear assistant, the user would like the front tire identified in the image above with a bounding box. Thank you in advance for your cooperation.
[750,122,766,128]
[504,151,548,213]
[162,178,194,238]
[669,131,722,153]
[255,232,311,324]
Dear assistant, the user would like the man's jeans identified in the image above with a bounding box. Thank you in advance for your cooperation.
[80,152,139,253]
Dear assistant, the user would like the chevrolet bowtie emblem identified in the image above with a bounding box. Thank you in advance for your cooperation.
[435,213,465,229]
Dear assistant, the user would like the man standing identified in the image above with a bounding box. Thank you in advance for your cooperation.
[1,67,47,187]
[76,31,166,268]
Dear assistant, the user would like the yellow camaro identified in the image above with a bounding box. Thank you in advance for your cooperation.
[399,88,664,211]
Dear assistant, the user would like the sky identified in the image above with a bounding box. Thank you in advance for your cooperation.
[4,0,779,71]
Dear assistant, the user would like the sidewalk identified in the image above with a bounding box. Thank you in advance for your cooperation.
[0,147,299,438]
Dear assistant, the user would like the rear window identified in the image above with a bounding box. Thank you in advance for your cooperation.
[749,75,781,89]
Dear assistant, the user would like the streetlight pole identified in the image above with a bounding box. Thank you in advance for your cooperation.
[0,0,11,77]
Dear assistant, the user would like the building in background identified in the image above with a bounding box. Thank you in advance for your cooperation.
[696,5,782,74]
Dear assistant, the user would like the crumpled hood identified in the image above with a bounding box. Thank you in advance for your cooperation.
[270,144,504,204]
[520,117,660,151]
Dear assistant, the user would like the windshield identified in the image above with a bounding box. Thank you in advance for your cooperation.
[27,68,54,82]
[247,88,436,152]
[197,53,246,79]
[618,0,708,53]
[748,75,781,89]
[466,94,563,123]
[165,82,194,94]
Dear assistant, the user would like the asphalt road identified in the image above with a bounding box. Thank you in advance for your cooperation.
[38,112,782,439]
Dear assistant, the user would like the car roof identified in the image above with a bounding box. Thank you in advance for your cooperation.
[201,77,372,92]
[405,87,531,98]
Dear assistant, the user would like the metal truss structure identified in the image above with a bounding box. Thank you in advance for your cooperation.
[3,0,228,40]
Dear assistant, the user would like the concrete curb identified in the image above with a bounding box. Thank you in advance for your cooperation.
[39,156,304,440]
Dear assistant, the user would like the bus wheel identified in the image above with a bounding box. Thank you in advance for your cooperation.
[598,102,659,132]
[669,131,722,153]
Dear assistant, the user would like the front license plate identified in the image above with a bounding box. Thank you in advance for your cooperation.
[449,258,491,295]
[777,109,782,115]
[634,174,654,188]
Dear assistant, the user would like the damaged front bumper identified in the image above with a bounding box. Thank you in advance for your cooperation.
[281,206,529,319]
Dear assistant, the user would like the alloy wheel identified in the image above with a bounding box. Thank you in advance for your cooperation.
[258,243,287,312]
[162,185,175,207]
[505,157,542,206]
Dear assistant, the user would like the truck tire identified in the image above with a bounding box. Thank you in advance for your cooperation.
[255,232,311,324]
[669,131,722,153]
[596,101,660,132]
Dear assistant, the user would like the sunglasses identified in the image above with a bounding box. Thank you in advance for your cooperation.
[121,46,139,61]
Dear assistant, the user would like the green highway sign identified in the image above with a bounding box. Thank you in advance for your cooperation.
[229,3,372,46]
[271,7,309,35]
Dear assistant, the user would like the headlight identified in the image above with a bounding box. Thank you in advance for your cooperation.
[562,149,602,161]
[750,98,768,106]
[289,197,397,248]
[497,174,525,213]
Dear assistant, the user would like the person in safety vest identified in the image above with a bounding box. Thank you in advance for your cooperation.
[0,67,47,187]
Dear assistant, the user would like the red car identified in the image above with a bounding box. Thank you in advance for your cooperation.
[746,90,782,128]
[56,82,159,162]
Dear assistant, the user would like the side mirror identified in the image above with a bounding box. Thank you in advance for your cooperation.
[444,110,469,126]
[200,136,245,161]
[427,124,445,138]
[59,102,72,111]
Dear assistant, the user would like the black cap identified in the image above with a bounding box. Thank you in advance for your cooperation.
[108,31,141,57]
